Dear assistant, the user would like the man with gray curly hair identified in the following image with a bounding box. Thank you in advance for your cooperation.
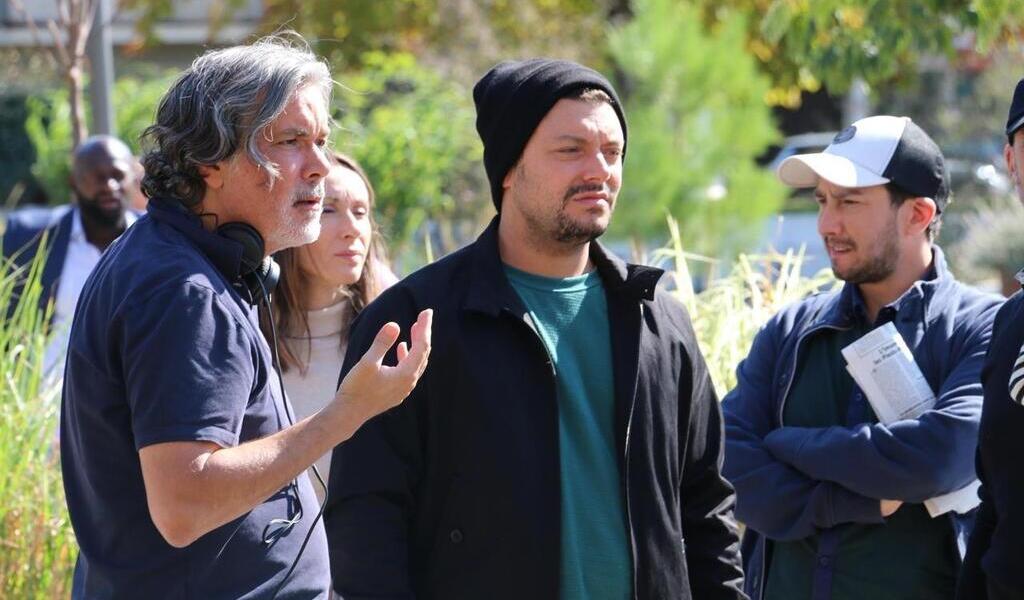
[60,35,431,599]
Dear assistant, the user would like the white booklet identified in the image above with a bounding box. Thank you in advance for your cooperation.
[841,322,980,518]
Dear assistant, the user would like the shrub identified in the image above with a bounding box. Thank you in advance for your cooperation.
[608,0,786,259]
[334,52,486,259]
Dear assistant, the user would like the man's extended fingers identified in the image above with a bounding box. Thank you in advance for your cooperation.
[410,309,433,350]
[396,341,409,362]
[396,309,433,374]
[361,321,401,367]
[412,311,433,355]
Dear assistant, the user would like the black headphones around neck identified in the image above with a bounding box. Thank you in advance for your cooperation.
[216,220,328,597]
[149,198,280,306]
[216,221,280,304]
[150,199,318,596]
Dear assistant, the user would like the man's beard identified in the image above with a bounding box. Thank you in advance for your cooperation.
[828,224,900,284]
[270,182,326,251]
[78,195,125,228]
[552,183,612,244]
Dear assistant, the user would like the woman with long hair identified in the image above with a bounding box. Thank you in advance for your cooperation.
[268,151,395,498]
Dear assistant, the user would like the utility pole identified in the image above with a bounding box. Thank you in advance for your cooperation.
[843,78,870,126]
[86,0,115,136]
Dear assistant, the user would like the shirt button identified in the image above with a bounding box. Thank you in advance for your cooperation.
[818,556,831,567]
[449,529,464,544]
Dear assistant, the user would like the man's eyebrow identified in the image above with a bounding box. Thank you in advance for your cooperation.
[838,187,866,198]
[552,134,623,146]
[816,186,864,201]
[278,127,311,137]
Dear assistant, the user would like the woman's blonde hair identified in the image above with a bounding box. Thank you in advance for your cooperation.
[267,151,388,373]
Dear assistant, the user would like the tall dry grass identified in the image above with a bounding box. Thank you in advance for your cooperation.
[0,235,77,598]
[653,216,837,396]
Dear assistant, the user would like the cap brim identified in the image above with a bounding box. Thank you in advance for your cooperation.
[1007,114,1024,137]
[778,153,890,189]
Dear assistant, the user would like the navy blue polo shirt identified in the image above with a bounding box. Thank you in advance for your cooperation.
[60,199,330,599]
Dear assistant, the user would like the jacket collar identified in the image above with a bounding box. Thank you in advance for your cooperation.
[40,208,77,294]
[147,196,246,282]
[815,245,952,329]
[463,216,664,316]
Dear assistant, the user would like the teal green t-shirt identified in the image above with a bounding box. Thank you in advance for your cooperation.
[505,265,632,600]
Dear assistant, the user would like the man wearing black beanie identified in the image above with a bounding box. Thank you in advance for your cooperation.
[326,58,746,600]
[958,79,1024,600]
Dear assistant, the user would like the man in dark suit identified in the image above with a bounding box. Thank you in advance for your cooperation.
[2,135,139,370]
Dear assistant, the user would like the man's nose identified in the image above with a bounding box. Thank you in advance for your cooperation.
[582,150,613,182]
[306,144,332,181]
[817,202,841,237]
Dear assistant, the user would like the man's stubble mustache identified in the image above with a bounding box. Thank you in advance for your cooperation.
[291,180,326,204]
[561,182,617,212]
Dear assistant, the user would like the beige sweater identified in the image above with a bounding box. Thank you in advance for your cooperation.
[281,300,350,502]
[280,267,399,502]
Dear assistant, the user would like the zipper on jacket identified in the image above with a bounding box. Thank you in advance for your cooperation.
[776,323,849,431]
[758,321,849,600]
[512,309,562,592]
[515,303,641,598]
[624,302,642,600]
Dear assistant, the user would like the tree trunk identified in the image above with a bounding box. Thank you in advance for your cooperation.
[67,62,87,148]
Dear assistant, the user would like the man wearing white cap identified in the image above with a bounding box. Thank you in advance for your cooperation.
[722,115,1001,600]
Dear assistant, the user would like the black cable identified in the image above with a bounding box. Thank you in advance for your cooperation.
[259,275,332,600]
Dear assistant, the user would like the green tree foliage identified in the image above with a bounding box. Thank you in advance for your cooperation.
[333,52,486,256]
[609,0,785,257]
[261,0,611,75]
[24,71,175,204]
[23,94,74,205]
[261,0,436,68]
[117,0,253,47]
[697,0,1024,106]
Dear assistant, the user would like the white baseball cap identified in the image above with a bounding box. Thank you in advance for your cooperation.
[777,115,949,211]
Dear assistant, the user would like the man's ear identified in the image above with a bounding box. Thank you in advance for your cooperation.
[67,173,79,201]
[502,162,520,191]
[904,196,938,237]
[1006,142,1020,188]
[198,163,225,190]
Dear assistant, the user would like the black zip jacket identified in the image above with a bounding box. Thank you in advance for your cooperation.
[324,218,746,599]
[958,286,1024,599]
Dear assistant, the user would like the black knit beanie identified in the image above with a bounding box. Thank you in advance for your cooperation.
[473,58,628,211]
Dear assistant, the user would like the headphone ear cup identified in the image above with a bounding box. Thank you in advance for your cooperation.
[256,256,280,297]
[215,222,279,302]
[216,222,265,276]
